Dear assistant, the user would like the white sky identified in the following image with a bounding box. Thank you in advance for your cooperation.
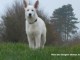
[0,0,80,31]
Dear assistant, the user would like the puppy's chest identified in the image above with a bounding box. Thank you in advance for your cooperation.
[27,24,40,34]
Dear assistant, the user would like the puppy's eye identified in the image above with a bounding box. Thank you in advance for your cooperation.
[27,9,29,11]
[32,10,34,11]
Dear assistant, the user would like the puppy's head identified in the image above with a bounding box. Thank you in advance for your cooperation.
[24,0,39,18]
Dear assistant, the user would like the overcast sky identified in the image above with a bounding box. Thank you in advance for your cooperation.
[0,0,80,31]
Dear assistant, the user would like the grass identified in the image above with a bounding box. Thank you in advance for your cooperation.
[0,43,80,60]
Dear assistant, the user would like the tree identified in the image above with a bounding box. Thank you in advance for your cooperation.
[51,4,79,40]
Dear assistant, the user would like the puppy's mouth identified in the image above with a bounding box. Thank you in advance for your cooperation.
[28,16,32,18]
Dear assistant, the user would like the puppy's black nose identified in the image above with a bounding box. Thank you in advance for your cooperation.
[29,13,31,16]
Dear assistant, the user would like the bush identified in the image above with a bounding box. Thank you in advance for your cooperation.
[2,2,27,42]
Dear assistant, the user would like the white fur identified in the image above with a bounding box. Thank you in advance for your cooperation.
[24,0,46,49]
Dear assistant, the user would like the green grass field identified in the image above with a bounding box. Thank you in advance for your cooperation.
[0,43,80,60]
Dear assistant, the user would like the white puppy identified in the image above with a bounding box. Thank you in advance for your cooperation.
[24,0,47,49]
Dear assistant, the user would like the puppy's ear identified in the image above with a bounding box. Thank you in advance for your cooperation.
[34,0,39,9]
[23,0,27,8]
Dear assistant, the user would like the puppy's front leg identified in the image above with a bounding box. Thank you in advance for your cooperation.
[35,35,41,49]
[27,35,35,49]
